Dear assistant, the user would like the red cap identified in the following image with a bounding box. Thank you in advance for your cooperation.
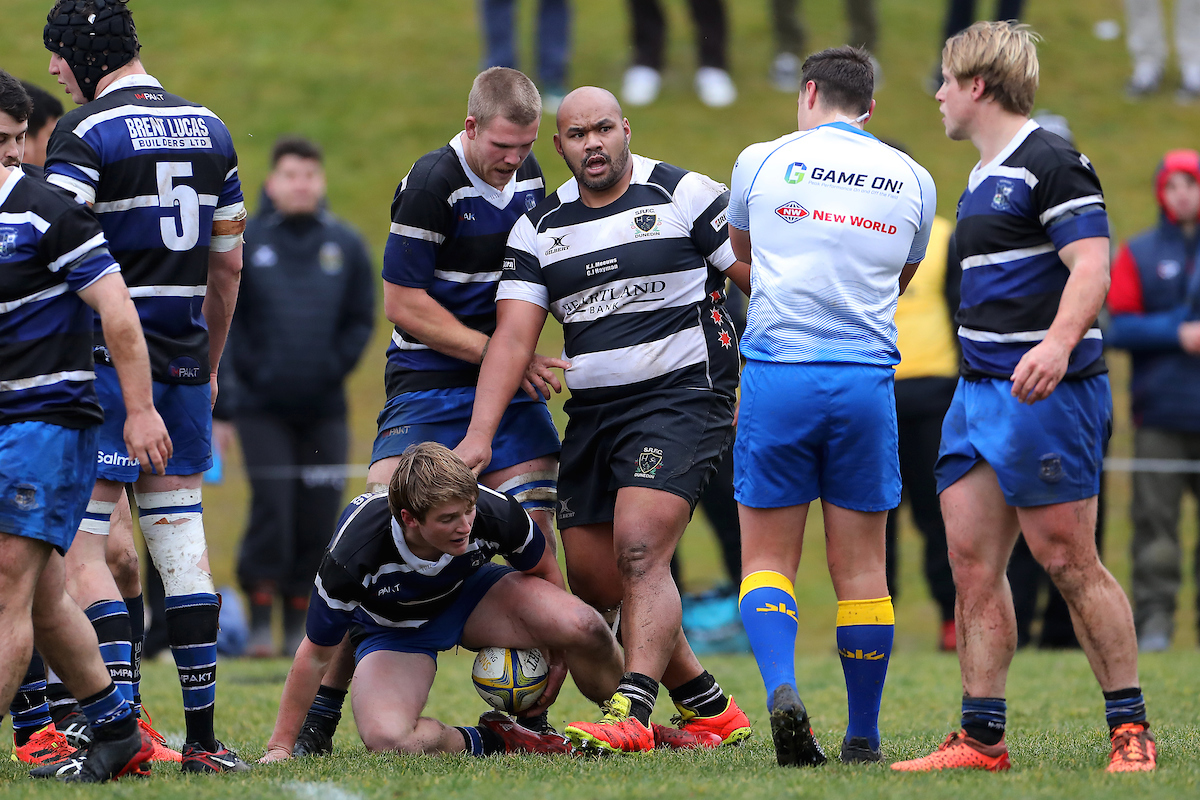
[1155,149,1200,223]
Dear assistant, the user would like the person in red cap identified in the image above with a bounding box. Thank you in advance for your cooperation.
[1106,148,1200,652]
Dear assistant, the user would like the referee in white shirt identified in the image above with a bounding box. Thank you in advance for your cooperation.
[728,46,936,767]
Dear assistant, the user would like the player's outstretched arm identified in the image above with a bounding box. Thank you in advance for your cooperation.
[204,244,244,409]
[1011,236,1110,404]
[78,273,172,474]
[261,636,337,763]
[385,281,492,364]
[455,299,550,475]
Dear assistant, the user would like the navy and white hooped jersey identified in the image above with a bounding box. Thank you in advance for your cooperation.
[305,486,545,646]
[954,119,1109,381]
[381,134,544,396]
[0,167,119,428]
[499,155,740,404]
[729,122,936,367]
[45,74,244,385]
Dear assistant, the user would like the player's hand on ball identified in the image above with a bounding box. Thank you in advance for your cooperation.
[126,407,173,475]
[522,353,569,400]
[454,433,493,477]
[258,745,293,764]
[1010,337,1070,404]
[522,649,567,717]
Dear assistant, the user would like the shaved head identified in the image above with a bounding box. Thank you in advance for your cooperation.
[553,86,633,201]
[555,86,623,132]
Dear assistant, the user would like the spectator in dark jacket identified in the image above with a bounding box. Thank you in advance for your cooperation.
[230,135,375,656]
[1106,148,1200,652]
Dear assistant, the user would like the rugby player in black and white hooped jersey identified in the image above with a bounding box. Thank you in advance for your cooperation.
[456,87,754,754]
[259,443,622,761]
[286,68,569,755]
[42,0,248,773]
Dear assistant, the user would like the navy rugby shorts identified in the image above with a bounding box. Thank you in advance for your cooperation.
[94,364,212,482]
[349,563,514,662]
[556,387,734,529]
[370,387,560,472]
[935,375,1111,507]
[0,421,97,553]
[734,360,901,512]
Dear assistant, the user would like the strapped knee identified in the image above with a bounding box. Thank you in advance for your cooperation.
[79,500,117,536]
[494,469,558,515]
[135,490,214,597]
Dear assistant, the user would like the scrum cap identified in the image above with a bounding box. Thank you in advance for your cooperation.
[44,0,140,102]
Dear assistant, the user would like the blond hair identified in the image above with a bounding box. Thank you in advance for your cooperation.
[467,67,541,129]
[942,21,1041,116]
[388,442,479,524]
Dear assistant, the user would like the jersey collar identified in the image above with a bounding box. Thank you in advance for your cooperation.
[450,132,518,210]
[96,73,163,100]
[815,120,877,139]
[0,166,23,207]
[967,118,1040,193]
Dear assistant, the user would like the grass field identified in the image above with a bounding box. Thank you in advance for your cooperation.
[2,0,1200,795]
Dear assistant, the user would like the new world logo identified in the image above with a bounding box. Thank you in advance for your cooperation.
[775,201,809,223]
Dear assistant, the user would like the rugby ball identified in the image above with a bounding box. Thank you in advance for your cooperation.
[471,647,549,713]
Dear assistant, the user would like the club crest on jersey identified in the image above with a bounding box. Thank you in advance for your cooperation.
[785,162,807,184]
[991,179,1015,211]
[319,242,344,274]
[0,227,17,259]
[775,201,809,223]
[632,208,661,237]
[525,193,538,211]
[634,447,663,479]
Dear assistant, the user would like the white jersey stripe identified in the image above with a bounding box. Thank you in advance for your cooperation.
[48,233,106,273]
[958,325,1103,344]
[432,269,501,284]
[1039,194,1105,227]
[72,103,222,139]
[565,326,707,391]
[390,222,446,244]
[0,283,68,314]
[0,211,51,232]
[960,243,1056,270]
[0,370,95,393]
[127,285,208,299]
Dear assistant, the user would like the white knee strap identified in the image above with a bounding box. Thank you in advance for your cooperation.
[136,490,213,596]
[79,500,118,536]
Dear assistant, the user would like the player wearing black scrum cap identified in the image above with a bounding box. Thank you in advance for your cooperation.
[42,0,251,774]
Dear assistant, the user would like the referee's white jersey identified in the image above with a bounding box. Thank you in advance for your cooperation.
[728,122,936,367]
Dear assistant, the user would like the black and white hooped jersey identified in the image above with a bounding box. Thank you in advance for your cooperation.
[0,167,119,427]
[305,487,545,645]
[381,135,544,396]
[954,120,1109,381]
[499,155,740,404]
[45,74,244,385]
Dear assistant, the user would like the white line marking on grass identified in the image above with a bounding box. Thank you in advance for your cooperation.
[284,781,365,800]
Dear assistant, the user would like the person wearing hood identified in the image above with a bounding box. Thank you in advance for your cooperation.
[228,135,375,657]
[1106,148,1200,652]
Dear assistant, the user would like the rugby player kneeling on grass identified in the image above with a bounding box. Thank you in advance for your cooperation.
[260,443,622,760]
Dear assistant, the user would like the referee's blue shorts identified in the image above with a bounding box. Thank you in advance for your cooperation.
[935,375,1111,507]
[734,360,901,512]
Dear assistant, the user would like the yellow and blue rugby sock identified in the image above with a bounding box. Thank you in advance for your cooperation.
[836,597,894,750]
[738,571,799,709]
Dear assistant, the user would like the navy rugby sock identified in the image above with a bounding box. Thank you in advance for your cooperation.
[125,593,144,714]
[1104,687,1147,730]
[668,671,727,718]
[10,652,53,746]
[85,600,135,706]
[962,695,1006,745]
[165,592,220,749]
[78,682,135,740]
[457,725,504,756]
